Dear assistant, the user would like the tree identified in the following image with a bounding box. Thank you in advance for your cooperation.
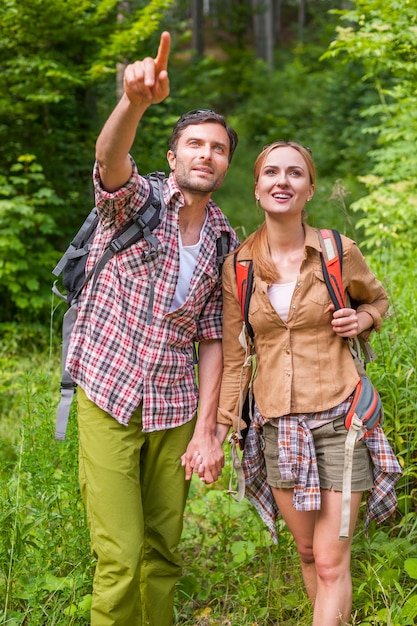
[321,0,417,256]
[252,0,275,66]
[0,0,173,321]
[191,0,205,57]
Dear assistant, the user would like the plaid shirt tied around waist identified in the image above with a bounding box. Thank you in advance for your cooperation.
[242,403,402,544]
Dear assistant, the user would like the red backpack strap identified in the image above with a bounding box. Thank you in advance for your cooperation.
[318,229,345,310]
[233,255,254,340]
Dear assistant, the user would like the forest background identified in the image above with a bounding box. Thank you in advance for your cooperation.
[1,0,417,624]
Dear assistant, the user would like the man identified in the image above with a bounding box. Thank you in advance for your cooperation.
[65,31,238,626]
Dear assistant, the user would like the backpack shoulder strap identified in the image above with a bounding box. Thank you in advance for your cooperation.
[216,231,231,274]
[317,228,345,310]
[318,228,376,367]
[234,255,254,341]
[89,172,165,291]
[52,208,99,280]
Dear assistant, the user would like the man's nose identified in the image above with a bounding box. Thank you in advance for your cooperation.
[199,144,212,160]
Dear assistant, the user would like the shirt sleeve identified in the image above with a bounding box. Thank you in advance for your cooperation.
[93,156,151,232]
[217,255,253,429]
[195,229,240,343]
[344,239,388,332]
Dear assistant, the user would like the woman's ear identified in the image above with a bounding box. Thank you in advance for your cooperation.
[307,184,315,202]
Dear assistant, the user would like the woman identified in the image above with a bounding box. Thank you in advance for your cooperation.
[216,142,402,626]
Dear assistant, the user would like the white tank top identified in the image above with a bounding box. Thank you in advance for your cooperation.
[268,281,296,322]
[169,215,207,311]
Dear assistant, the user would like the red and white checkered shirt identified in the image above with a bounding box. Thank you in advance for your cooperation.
[66,158,239,431]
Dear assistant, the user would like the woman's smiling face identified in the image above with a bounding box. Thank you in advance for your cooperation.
[255,145,314,219]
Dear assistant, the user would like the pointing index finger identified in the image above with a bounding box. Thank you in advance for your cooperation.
[155,31,171,74]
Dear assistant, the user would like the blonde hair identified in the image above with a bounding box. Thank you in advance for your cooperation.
[240,141,316,283]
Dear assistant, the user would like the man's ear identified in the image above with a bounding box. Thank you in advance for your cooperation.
[167,149,176,170]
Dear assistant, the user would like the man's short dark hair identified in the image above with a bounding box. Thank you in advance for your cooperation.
[169,109,238,164]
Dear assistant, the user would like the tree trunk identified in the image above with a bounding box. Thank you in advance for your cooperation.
[274,0,282,43]
[298,0,307,43]
[191,0,205,57]
[252,0,274,68]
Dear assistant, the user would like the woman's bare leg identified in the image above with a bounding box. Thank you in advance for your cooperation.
[271,487,363,625]
[271,488,318,604]
[311,489,362,626]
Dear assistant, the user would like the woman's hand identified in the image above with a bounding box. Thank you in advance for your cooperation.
[331,307,373,338]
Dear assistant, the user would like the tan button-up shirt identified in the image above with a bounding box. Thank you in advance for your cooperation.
[218,224,388,431]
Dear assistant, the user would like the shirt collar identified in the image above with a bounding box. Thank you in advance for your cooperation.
[235,223,321,264]
[303,223,322,253]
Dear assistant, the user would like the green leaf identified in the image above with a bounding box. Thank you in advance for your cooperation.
[404,558,417,580]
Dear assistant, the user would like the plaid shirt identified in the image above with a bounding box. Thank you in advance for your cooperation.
[241,403,402,544]
[66,158,238,431]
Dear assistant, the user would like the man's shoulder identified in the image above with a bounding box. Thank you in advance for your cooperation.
[206,199,236,233]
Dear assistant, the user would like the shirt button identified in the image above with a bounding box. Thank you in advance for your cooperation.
[292,305,296,310]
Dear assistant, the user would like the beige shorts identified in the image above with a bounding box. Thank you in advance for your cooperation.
[263,416,374,492]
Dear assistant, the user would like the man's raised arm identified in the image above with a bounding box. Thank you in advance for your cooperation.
[96,31,171,192]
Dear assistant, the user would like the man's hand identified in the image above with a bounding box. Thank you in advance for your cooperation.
[181,340,224,484]
[181,433,225,484]
[124,31,171,106]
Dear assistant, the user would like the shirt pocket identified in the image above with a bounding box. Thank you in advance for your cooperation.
[117,240,166,279]
[309,270,333,306]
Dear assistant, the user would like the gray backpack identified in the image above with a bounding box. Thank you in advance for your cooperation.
[52,172,166,439]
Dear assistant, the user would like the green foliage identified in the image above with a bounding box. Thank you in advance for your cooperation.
[0,0,415,331]
[350,178,417,257]
[350,523,417,625]
[321,0,417,262]
[0,330,93,625]
[0,0,174,321]
[0,0,174,209]
[89,0,174,78]
[177,481,310,625]
[0,155,62,320]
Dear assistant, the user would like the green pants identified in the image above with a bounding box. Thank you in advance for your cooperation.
[77,388,196,626]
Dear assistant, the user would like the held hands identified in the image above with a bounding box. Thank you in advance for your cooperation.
[123,31,171,107]
[181,433,225,485]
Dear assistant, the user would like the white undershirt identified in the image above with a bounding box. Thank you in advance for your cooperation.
[169,215,207,311]
[268,281,296,322]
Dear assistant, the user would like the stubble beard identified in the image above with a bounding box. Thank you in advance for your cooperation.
[174,168,226,195]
